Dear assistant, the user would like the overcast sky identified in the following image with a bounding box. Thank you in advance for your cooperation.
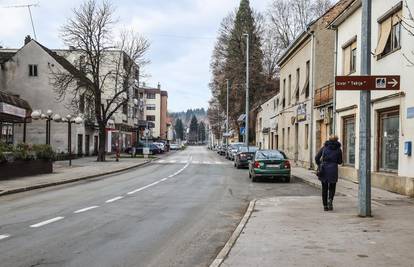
[0,0,269,112]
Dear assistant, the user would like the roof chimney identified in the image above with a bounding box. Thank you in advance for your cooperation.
[157,82,161,89]
[24,35,32,45]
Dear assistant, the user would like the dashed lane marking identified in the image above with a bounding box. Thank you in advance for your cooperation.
[105,196,124,203]
[74,206,99,214]
[0,234,10,241]
[30,217,64,228]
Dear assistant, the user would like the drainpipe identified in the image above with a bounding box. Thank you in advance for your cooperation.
[306,29,315,170]
[333,26,339,134]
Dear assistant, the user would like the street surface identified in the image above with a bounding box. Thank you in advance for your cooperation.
[0,146,319,267]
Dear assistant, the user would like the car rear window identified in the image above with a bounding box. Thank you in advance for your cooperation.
[239,146,258,153]
[255,150,286,160]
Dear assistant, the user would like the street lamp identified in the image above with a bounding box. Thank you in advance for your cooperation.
[31,109,55,145]
[59,114,83,166]
[243,33,250,147]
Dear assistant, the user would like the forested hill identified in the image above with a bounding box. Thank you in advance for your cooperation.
[169,108,207,126]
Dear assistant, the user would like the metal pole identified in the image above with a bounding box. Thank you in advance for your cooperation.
[27,6,37,40]
[23,118,27,143]
[359,0,372,217]
[244,33,249,147]
[45,120,49,145]
[226,79,229,147]
[68,121,72,167]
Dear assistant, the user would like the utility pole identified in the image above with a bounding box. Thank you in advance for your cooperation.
[359,0,372,217]
[244,33,249,147]
[226,79,230,147]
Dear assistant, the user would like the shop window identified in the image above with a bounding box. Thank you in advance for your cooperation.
[375,6,402,58]
[378,108,399,172]
[342,37,357,75]
[342,116,356,166]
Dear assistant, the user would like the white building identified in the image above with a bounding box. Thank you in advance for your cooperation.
[329,0,414,196]
[255,94,280,150]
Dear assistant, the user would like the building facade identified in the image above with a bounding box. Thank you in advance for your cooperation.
[255,94,280,150]
[329,0,414,196]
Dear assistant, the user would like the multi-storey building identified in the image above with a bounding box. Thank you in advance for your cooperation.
[255,94,280,150]
[328,0,414,196]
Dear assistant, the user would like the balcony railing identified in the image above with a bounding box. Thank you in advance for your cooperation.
[314,83,334,107]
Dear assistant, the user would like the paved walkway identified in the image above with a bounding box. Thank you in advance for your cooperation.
[220,167,414,267]
[0,155,151,196]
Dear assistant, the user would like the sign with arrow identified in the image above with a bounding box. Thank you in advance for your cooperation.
[335,75,400,91]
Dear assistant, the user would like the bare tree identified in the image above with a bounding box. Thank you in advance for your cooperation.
[267,0,333,49]
[51,0,150,161]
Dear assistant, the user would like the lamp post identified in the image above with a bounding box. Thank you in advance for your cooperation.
[243,33,250,147]
[31,109,54,145]
[61,114,83,166]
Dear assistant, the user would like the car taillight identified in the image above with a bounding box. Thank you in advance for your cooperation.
[254,161,261,168]
[284,161,291,169]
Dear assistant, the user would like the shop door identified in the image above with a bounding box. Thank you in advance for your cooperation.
[77,134,83,156]
[85,135,90,156]
[294,124,299,161]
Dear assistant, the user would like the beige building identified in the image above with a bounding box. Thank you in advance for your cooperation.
[255,94,280,150]
[328,0,414,196]
[138,83,169,140]
[277,11,336,168]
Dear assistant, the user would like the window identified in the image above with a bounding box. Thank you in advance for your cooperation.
[282,79,286,108]
[288,75,292,105]
[376,7,402,58]
[146,104,156,111]
[295,68,300,102]
[28,64,38,77]
[282,128,285,150]
[342,38,357,75]
[378,108,399,172]
[273,99,276,110]
[305,124,309,149]
[287,127,290,152]
[304,61,310,98]
[79,94,85,113]
[342,116,356,166]
[146,93,156,99]
[146,115,156,122]
[122,103,128,115]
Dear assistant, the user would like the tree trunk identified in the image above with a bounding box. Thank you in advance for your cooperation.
[97,125,106,162]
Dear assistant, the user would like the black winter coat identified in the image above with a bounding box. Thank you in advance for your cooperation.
[315,140,343,183]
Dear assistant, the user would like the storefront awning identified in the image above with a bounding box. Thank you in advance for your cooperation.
[0,91,31,123]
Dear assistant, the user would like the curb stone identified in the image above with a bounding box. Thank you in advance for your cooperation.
[0,159,153,197]
[209,199,256,267]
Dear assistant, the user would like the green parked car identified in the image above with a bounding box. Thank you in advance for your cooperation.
[248,150,291,183]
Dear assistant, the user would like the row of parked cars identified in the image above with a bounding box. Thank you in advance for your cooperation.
[213,143,291,183]
[125,141,184,155]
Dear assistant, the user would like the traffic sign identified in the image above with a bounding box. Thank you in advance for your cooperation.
[335,75,400,91]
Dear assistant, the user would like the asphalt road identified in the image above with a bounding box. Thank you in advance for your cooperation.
[0,146,319,267]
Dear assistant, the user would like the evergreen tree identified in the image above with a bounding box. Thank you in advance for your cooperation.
[189,115,199,143]
[198,121,206,142]
[174,118,184,140]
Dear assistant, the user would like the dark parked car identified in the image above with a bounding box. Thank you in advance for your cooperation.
[234,146,258,168]
[125,142,162,155]
[248,150,291,183]
[226,143,244,160]
[218,145,227,156]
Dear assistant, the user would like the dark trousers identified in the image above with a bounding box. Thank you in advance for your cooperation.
[321,182,336,207]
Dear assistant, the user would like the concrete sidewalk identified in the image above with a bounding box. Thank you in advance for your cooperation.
[219,168,414,267]
[0,156,151,196]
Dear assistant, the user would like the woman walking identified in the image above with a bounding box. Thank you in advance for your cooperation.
[315,135,343,211]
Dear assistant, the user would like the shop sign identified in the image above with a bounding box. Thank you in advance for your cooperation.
[0,102,26,118]
[297,104,307,122]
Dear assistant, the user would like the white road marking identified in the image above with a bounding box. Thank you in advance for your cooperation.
[158,160,165,163]
[192,160,200,164]
[127,181,160,195]
[0,234,10,241]
[105,196,123,203]
[161,178,168,182]
[168,174,174,178]
[180,161,188,164]
[30,217,64,228]
[203,161,211,165]
[74,206,99,214]
[169,160,177,163]
[215,161,223,164]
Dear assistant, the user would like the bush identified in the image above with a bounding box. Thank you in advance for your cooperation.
[32,144,55,161]
[13,143,35,161]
